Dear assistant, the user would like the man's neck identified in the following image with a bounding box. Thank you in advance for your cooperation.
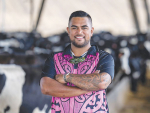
[71,44,91,56]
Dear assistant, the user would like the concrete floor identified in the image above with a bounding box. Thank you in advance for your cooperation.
[119,68,150,113]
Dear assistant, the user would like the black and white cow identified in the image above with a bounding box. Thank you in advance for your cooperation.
[0,64,51,113]
[144,40,150,53]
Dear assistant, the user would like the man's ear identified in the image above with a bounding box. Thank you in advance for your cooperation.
[67,27,70,34]
[91,27,94,36]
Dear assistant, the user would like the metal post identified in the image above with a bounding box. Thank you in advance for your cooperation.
[30,0,34,30]
[129,0,141,33]
[143,0,150,38]
[33,0,46,32]
[1,0,6,32]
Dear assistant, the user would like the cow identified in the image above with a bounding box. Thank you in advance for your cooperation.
[0,64,52,113]
[144,40,150,53]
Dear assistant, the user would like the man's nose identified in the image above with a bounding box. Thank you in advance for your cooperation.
[77,28,83,34]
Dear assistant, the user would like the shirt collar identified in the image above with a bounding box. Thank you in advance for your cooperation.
[63,44,99,57]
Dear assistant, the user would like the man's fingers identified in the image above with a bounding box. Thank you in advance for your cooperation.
[94,70,100,73]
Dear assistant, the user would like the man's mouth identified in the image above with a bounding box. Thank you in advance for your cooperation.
[75,36,85,39]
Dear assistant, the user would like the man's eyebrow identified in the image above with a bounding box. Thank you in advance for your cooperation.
[81,25,88,27]
[71,25,77,27]
[71,25,89,27]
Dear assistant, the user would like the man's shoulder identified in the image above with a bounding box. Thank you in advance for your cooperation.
[47,51,63,58]
[98,49,114,61]
[98,49,109,56]
[90,45,113,59]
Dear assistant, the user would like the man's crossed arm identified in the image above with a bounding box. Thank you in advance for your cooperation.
[55,70,111,91]
[40,70,111,98]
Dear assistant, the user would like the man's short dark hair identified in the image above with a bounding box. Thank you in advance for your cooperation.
[68,10,92,26]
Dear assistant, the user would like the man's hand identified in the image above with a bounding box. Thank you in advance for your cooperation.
[55,74,66,84]
[93,70,100,74]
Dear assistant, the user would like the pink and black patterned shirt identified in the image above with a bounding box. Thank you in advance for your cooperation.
[41,45,114,113]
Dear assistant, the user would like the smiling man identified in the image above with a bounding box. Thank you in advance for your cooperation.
[40,10,114,113]
[68,16,93,49]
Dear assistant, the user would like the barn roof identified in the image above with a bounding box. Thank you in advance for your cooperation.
[0,0,149,37]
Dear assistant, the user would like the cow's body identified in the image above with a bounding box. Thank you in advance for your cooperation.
[0,65,25,113]
[0,64,51,113]
[0,73,6,94]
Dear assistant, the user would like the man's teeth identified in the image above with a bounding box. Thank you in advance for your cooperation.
[76,37,83,39]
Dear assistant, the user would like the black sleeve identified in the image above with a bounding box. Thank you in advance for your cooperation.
[41,53,56,79]
[96,52,115,80]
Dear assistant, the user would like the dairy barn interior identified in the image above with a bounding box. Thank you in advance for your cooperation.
[0,0,150,113]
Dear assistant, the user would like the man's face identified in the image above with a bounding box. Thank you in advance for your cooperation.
[67,17,94,48]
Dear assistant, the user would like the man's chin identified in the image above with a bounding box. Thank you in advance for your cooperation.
[72,42,88,48]
[74,45,84,48]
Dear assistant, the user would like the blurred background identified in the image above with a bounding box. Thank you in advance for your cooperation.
[0,0,150,113]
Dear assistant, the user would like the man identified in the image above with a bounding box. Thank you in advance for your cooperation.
[40,10,114,113]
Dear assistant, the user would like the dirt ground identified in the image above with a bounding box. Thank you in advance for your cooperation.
[119,68,150,113]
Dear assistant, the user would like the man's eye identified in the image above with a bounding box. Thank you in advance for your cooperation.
[82,27,87,29]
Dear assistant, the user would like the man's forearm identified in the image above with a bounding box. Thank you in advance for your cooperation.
[40,77,89,98]
[66,72,111,91]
